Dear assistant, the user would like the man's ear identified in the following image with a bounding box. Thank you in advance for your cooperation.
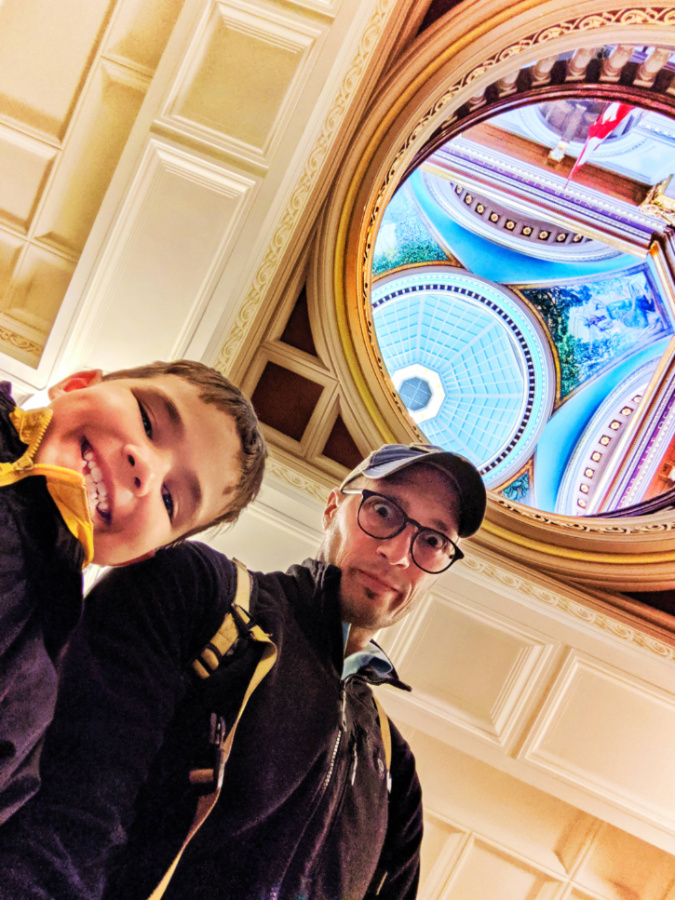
[323,487,342,530]
[48,369,103,401]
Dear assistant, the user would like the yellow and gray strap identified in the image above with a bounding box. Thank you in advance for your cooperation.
[371,693,393,896]
[372,693,392,793]
[148,560,277,900]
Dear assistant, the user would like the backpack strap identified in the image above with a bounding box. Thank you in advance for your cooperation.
[190,555,254,679]
[372,693,392,793]
[148,560,277,900]
[369,693,393,896]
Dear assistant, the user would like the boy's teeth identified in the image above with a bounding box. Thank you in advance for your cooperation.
[81,447,110,522]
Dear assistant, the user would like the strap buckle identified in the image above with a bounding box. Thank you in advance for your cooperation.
[188,713,228,792]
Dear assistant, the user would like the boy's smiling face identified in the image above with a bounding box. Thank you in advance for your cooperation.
[36,370,242,566]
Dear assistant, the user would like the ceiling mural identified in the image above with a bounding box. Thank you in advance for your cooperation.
[371,86,675,518]
[517,264,670,401]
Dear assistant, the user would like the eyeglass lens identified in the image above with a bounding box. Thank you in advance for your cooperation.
[358,493,454,573]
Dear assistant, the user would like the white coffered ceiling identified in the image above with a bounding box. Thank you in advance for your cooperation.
[3,0,675,896]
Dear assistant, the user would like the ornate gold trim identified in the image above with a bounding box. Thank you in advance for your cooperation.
[0,325,42,359]
[465,556,675,659]
[641,176,675,225]
[492,495,675,534]
[266,456,329,505]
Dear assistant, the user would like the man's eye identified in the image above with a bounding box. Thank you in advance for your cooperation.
[161,485,174,520]
[137,400,152,439]
[420,530,445,550]
[372,499,396,520]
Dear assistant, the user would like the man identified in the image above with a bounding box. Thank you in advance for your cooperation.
[0,443,486,900]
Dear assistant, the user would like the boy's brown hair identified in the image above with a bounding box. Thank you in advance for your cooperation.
[102,360,267,531]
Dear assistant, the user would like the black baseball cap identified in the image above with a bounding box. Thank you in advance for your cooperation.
[340,443,487,538]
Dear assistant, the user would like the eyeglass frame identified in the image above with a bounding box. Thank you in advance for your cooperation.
[341,488,464,573]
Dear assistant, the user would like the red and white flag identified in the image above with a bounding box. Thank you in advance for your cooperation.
[567,102,634,182]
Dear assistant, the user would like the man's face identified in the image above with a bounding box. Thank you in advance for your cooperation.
[36,371,242,566]
[321,465,461,633]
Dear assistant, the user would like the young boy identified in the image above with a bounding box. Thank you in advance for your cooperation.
[0,359,266,824]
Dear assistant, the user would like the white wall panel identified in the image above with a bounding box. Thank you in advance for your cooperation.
[521,651,675,832]
[164,0,323,163]
[392,590,557,746]
[75,137,258,372]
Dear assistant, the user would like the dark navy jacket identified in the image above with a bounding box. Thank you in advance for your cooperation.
[0,543,422,899]
[0,383,83,824]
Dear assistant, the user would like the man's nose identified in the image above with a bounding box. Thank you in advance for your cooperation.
[377,526,412,567]
[124,444,163,496]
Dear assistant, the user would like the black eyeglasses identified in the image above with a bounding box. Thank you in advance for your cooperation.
[342,489,463,574]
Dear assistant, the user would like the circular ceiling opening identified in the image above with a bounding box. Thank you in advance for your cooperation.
[370,81,675,518]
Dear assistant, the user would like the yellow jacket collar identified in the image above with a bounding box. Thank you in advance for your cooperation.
[0,406,95,567]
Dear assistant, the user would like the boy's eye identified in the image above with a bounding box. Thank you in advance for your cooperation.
[137,400,152,439]
[161,485,174,521]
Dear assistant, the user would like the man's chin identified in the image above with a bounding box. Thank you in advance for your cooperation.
[339,593,386,632]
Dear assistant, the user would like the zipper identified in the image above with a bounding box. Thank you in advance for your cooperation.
[318,682,347,798]
[350,741,358,785]
[320,729,342,796]
[8,407,52,474]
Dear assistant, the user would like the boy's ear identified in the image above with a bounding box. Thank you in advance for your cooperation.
[48,369,103,401]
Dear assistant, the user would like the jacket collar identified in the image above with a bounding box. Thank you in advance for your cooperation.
[1,405,94,566]
[303,558,411,692]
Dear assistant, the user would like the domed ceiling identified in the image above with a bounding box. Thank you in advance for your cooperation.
[371,89,675,518]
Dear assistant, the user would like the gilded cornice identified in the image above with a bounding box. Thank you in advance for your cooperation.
[464,555,675,661]
[0,324,42,360]
[266,455,330,506]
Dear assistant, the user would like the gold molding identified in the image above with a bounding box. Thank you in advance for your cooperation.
[0,324,43,360]
[465,555,675,659]
[266,455,330,505]
[492,494,675,533]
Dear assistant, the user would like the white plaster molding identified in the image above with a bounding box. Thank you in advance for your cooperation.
[214,0,399,374]
[519,650,675,832]
[160,0,324,165]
